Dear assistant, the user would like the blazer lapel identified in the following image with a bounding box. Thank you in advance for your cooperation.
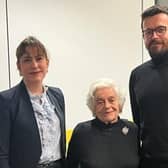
[47,89,66,158]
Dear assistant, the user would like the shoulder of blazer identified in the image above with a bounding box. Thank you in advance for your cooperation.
[0,84,20,102]
[0,81,30,120]
[0,81,27,101]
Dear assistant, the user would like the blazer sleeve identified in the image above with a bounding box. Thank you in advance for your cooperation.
[0,95,11,168]
[129,71,140,127]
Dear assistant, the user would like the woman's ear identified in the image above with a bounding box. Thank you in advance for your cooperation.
[17,61,20,70]
[47,58,49,66]
[17,62,22,76]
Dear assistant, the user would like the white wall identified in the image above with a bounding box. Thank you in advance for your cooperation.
[0,0,154,129]
[0,0,10,90]
[142,0,155,62]
[156,0,168,6]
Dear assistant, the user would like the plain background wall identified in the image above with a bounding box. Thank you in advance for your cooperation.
[0,0,9,90]
[156,0,168,6]
[0,0,154,129]
[142,0,156,62]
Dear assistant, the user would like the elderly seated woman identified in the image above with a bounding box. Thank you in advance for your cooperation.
[67,78,139,168]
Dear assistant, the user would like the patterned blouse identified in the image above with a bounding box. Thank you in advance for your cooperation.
[29,86,61,164]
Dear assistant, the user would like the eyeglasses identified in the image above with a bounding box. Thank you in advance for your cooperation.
[142,26,167,38]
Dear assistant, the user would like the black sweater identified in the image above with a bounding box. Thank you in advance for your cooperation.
[129,53,168,160]
[67,118,139,168]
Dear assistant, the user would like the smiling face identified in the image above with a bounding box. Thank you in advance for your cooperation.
[93,87,120,124]
[143,13,168,58]
[17,46,49,86]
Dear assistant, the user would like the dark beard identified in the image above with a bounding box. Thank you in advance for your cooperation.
[149,49,168,65]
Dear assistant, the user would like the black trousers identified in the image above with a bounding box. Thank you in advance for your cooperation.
[140,158,168,168]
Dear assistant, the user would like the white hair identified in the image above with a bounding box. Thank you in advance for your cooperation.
[86,78,126,115]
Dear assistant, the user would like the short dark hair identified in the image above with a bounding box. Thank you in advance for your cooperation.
[141,5,168,29]
[16,36,48,63]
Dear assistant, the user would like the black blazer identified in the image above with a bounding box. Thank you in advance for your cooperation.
[0,81,66,168]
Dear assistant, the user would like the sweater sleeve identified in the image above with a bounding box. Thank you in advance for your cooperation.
[129,71,140,127]
[66,124,82,168]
